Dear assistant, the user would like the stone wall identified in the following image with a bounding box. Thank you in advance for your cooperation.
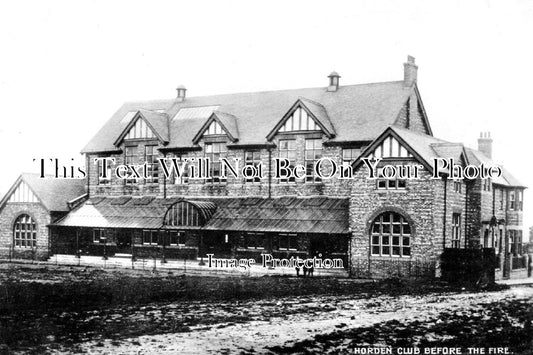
[0,202,51,260]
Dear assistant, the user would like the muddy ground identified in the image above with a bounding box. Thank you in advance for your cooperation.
[0,264,532,354]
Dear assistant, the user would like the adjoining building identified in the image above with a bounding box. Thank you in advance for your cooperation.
[0,56,528,279]
[0,173,86,260]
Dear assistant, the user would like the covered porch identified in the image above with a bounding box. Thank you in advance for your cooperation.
[50,196,350,268]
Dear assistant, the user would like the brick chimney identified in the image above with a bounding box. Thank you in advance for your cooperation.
[176,85,187,102]
[327,71,340,92]
[403,55,418,86]
[478,132,493,158]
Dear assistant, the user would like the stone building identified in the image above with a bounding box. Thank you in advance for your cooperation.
[0,56,528,279]
[0,173,86,260]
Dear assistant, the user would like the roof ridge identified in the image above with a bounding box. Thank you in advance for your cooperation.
[123,80,406,104]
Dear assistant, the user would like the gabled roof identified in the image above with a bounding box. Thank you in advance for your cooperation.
[353,125,453,171]
[192,111,239,144]
[0,173,87,212]
[114,109,169,146]
[82,81,416,153]
[266,98,336,140]
[354,126,524,187]
[464,148,525,188]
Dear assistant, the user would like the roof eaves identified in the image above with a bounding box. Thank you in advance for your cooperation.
[413,84,433,136]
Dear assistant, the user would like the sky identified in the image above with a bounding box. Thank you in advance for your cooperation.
[0,0,532,234]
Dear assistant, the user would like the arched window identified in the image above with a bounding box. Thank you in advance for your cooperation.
[13,214,37,248]
[163,200,217,227]
[370,211,411,257]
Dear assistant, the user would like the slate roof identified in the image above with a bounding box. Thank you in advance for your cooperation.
[138,109,170,142]
[82,81,415,153]
[53,196,349,234]
[0,173,87,212]
[464,148,525,187]
[355,126,525,188]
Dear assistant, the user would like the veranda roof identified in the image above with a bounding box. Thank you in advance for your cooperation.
[52,196,349,234]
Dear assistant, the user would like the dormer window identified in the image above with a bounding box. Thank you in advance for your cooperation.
[279,107,320,133]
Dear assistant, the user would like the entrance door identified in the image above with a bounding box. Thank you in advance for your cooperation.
[116,229,132,255]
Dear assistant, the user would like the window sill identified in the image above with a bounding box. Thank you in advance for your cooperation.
[370,255,412,260]
[376,189,408,193]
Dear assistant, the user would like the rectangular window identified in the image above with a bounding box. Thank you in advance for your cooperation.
[305,139,322,183]
[169,231,186,246]
[244,151,261,183]
[377,168,406,190]
[500,189,504,210]
[342,148,361,164]
[142,230,159,245]
[279,140,296,183]
[483,179,491,191]
[144,145,159,184]
[509,230,523,255]
[93,229,106,244]
[517,190,523,211]
[170,155,189,185]
[97,157,112,185]
[246,232,265,249]
[451,214,461,248]
[454,181,461,193]
[125,146,137,184]
[205,142,227,183]
[278,233,297,250]
[509,190,515,210]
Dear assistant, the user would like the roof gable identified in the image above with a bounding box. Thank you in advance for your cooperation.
[192,111,239,144]
[464,148,526,188]
[266,98,335,140]
[114,110,169,146]
[0,173,87,212]
[2,179,40,206]
[353,126,456,172]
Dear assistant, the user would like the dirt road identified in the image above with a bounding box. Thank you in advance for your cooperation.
[29,286,532,354]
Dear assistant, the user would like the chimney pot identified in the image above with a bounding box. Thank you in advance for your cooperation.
[478,131,493,158]
[403,55,418,87]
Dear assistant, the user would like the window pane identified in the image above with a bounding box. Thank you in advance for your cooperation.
[392,224,401,234]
